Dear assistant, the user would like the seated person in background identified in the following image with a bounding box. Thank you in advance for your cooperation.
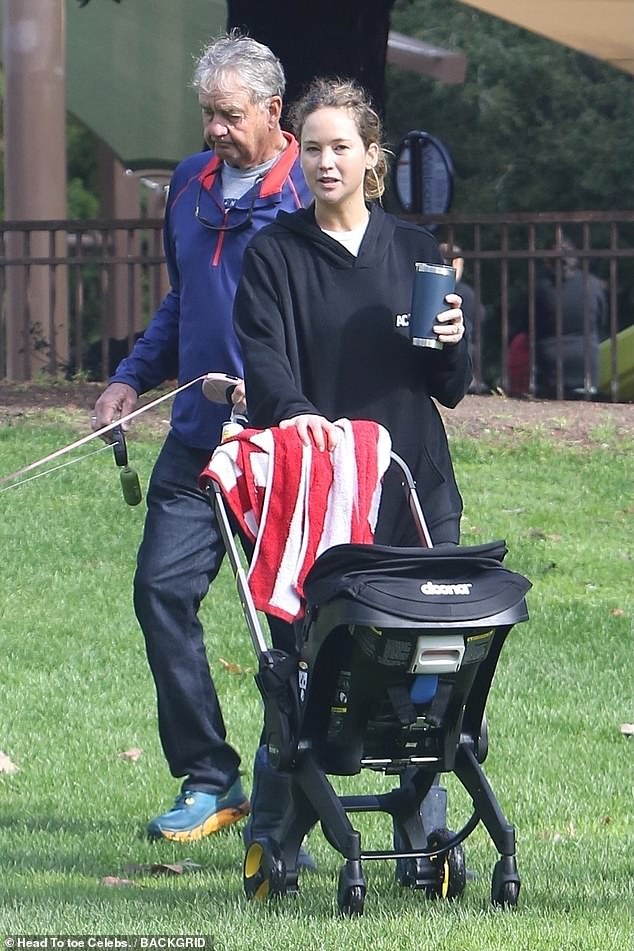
[439,243,487,392]
[534,239,607,397]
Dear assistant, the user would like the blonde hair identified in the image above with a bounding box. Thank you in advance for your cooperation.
[288,78,388,201]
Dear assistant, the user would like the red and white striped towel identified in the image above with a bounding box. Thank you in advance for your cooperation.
[202,419,391,621]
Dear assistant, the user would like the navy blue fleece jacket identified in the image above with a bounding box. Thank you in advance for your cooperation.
[111,134,310,449]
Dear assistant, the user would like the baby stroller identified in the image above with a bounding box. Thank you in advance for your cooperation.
[201,380,531,916]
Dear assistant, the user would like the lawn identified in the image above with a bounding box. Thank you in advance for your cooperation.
[0,400,632,950]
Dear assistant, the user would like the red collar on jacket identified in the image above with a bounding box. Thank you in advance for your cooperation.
[198,132,299,197]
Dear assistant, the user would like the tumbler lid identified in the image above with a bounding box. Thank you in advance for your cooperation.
[414,262,456,278]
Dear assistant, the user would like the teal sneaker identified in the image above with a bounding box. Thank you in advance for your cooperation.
[147,780,250,842]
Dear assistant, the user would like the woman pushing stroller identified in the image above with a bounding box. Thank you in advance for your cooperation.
[234,77,470,545]
[233,78,472,851]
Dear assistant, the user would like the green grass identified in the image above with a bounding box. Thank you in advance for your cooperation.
[0,412,632,949]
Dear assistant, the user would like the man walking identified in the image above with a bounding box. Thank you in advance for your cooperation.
[92,33,310,842]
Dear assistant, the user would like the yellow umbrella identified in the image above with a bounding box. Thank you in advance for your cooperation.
[458,0,634,75]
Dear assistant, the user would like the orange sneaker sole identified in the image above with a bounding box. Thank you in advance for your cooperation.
[159,801,251,842]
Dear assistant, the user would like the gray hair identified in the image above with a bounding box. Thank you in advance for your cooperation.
[192,31,285,104]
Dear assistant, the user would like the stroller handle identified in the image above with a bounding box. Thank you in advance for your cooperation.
[389,451,433,548]
[210,479,270,659]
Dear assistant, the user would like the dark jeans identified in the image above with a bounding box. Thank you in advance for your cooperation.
[134,432,294,795]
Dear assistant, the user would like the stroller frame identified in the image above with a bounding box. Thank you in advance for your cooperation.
[209,451,531,916]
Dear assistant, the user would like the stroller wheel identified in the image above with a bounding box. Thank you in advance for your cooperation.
[491,855,520,908]
[243,837,287,901]
[493,880,519,908]
[424,828,467,901]
[337,862,366,917]
[338,883,365,917]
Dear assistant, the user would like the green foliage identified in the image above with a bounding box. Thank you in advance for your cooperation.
[67,176,99,220]
[387,0,634,212]
[67,115,100,219]
[0,409,632,945]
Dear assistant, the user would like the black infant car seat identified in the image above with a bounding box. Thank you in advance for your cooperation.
[249,539,531,915]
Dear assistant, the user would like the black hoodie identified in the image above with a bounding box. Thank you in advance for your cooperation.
[234,204,472,544]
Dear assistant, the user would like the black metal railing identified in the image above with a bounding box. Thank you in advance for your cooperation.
[1,211,633,401]
[417,210,634,402]
[0,217,166,381]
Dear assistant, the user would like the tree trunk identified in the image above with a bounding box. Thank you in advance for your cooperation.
[3,0,68,380]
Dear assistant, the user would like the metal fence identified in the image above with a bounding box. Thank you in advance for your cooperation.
[0,217,167,381]
[1,210,633,401]
[420,209,634,402]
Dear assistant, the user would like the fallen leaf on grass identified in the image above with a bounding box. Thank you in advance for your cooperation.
[100,876,135,887]
[528,528,548,540]
[218,656,253,675]
[531,528,562,543]
[541,822,577,843]
[118,747,143,762]
[0,751,19,774]
[150,860,204,876]
[123,858,203,877]
[620,723,634,737]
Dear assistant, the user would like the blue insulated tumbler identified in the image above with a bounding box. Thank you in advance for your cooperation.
[409,262,456,349]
